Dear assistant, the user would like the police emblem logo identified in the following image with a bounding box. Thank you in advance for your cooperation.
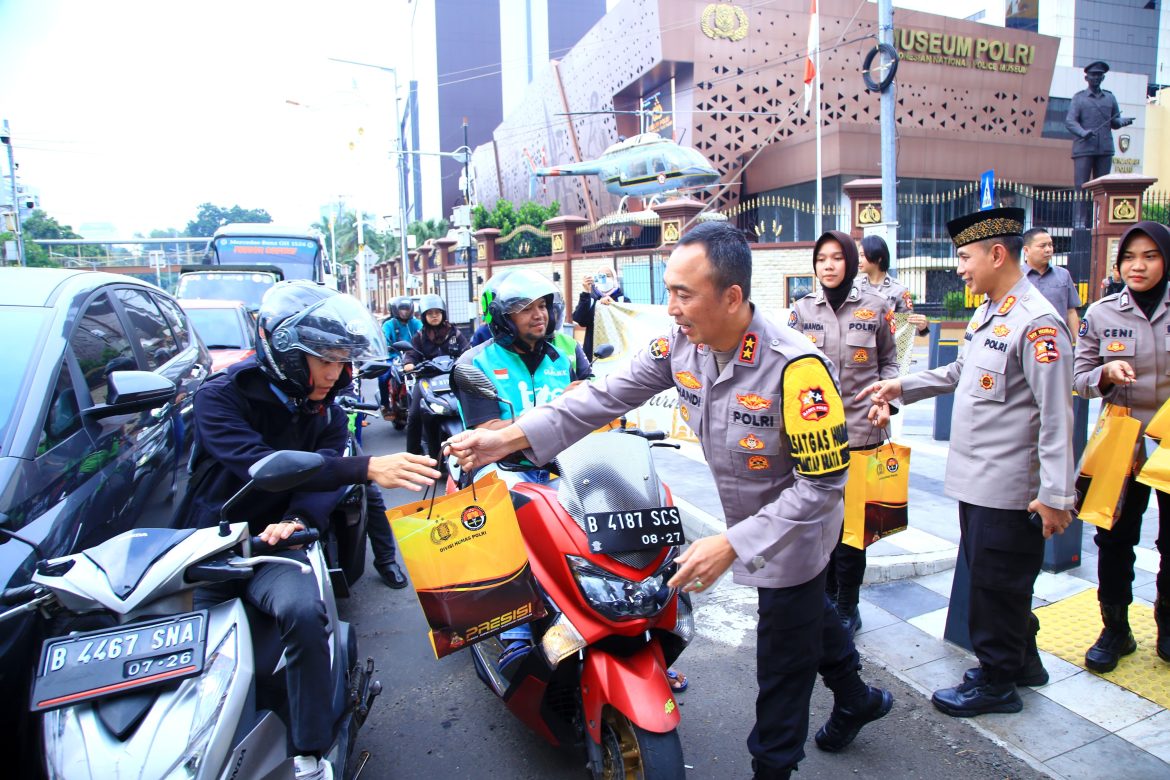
[747,455,770,471]
[1106,341,1126,352]
[993,324,1010,337]
[1079,318,1089,338]
[649,336,671,360]
[852,349,868,363]
[736,393,773,411]
[430,521,456,545]
[739,332,758,364]
[885,457,899,474]
[738,433,765,451]
[787,310,798,328]
[461,505,487,531]
[979,373,995,390]
[854,309,876,321]
[799,387,830,421]
[902,291,913,311]
[675,371,702,389]
[679,405,690,422]
[449,634,465,648]
[1033,339,1060,363]
[886,309,896,335]
[997,296,1018,315]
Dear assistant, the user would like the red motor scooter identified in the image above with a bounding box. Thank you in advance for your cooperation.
[451,365,693,779]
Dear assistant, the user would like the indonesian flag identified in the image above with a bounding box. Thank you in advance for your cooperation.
[803,0,818,114]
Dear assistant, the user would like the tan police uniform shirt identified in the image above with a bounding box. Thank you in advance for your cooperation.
[790,287,899,447]
[856,274,914,315]
[515,306,850,589]
[899,275,1076,511]
[1074,287,1170,433]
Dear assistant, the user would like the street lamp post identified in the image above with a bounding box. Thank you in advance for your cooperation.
[1,119,26,266]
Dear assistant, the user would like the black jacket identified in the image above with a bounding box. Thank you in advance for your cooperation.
[404,324,469,365]
[572,288,627,360]
[174,357,369,535]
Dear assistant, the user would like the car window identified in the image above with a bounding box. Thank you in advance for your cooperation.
[73,292,136,405]
[0,307,51,454]
[115,289,178,370]
[37,358,82,456]
[153,294,192,349]
[186,307,250,349]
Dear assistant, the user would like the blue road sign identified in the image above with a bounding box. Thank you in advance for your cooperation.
[979,169,995,210]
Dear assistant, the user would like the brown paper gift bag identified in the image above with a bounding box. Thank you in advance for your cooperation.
[388,472,545,659]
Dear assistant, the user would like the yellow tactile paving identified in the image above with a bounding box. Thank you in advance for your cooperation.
[1036,588,1170,709]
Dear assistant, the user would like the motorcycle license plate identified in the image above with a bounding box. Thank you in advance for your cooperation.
[31,611,207,712]
[582,506,685,554]
[424,375,450,392]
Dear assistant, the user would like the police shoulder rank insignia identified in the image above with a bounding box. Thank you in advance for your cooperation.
[739,332,758,364]
[852,349,868,363]
[781,356,848,477]
[736,393,773,411]
[993,324,1010,337]
[1106,341,1126,352]
[675,371,702,389]
[1079,318,1089,338]
[997,295,1018,315]
[649,336,671,360]
[787,310,798,328]
[747,455,770,471]
[854,308,876,321]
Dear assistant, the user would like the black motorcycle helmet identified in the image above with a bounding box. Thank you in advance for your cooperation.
[255,281,388,399]
[392,296,415,321]
[484,269,564,348]
[418,293,449,329]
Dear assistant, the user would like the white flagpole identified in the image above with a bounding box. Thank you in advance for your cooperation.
[814,22,822,235]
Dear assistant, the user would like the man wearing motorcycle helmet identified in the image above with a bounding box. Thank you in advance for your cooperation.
[379,296,422,419]
[403,293,470,460]
[177,280,439,780]
[457,268,592,434]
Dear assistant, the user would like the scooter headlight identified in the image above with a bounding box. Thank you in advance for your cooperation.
[567,554,675,622]
[162,626,239,779]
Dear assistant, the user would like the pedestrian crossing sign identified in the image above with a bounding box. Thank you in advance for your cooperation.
[979,170,995,211]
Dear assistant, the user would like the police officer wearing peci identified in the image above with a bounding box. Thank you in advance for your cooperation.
[1074,221,1170,671]
[860,208,1076,717]
[449,222,892,780]
[790,231,899,633]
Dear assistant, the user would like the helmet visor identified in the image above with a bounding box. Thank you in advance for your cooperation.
[493,272,561,315]
[272,294,388,363]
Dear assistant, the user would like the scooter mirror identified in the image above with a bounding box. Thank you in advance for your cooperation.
[593,343,615,360]
[392,340,413,353]
[357,360,391,379]
[452,364,499,401]
[248,450,326,492]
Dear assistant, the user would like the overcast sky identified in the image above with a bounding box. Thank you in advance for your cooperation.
[0,0,413,239]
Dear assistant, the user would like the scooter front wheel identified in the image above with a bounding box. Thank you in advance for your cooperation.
[594,709,684,780]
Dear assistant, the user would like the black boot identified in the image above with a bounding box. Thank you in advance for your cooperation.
[931,674,1022,717]
[750,758,792,780]
[835,585,862,635]
[1085,603,1137,672]
[814,685,893,752]
[1156,597,1170,663]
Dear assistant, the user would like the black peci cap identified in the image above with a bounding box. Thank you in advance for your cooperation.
[946,207,1026,249]
[1084,61,1110,74]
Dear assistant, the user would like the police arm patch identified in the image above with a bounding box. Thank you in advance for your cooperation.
[781,355,849,477]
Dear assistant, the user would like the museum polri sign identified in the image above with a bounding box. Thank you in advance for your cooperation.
[895,28,1036,74]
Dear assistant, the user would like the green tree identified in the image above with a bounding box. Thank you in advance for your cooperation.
[21,209,104,267]
[184,203,272,237]
[472,199,560,235]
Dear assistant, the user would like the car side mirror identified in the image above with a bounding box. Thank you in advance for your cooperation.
[593,343,615,360]
[83,371,175,420]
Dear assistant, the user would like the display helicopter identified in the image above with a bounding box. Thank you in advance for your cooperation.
[528,133,719,201]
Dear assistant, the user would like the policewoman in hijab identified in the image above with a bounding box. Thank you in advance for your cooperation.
[1073,220,1170,672]
[789,230,899,633]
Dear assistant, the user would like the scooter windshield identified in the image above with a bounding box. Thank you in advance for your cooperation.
[554,431,669,568]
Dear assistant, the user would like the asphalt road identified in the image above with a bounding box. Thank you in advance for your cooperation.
[345,411,1048,780]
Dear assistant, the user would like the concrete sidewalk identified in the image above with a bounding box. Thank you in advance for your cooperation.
[654,350,1170,779]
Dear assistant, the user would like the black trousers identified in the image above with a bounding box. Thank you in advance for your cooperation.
[197,550,333,754]
[1096,478,1170,605]
[825,541,867,604]
[1073,155,1112,226]
[959,502,1045,681]
[405,382,440,459]
[748,567,862,771]
[365,480,399,568]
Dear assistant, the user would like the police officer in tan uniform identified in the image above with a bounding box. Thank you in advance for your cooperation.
[860,208,1075,717]
[1074,220,1170,671]
[791,231,899,633]
[857,234,930,337]
[450,222,892,780]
